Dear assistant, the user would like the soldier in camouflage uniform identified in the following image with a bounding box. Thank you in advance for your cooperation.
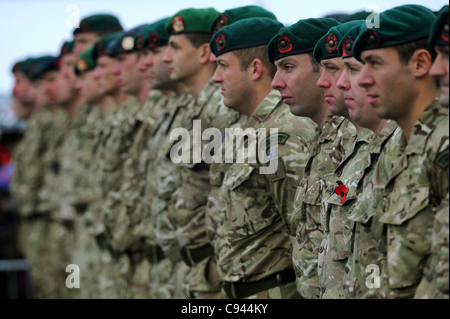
[311,23,401,299]
[11,57,58,298]
[98,25,157,299]
[205,5,278,257]
[210,18,317,299]
[269,18,357,299]
[415,5,449,299]
[352,5,449,298]
[310,21,368,299]
[83,32,136,298]
[158,8,237,299]
[38,42,87,298]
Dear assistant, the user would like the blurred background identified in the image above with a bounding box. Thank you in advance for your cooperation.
[0,0,447,298]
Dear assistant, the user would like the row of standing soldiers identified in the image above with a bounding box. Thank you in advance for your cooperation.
[9,4,449,299]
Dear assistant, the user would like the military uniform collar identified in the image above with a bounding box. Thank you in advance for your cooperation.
[370,120,399,155]
[406,100,449,156]
[318,113,346,143]
[245,89,282,129]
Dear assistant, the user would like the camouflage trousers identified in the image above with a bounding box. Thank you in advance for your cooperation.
[149,257,190,299]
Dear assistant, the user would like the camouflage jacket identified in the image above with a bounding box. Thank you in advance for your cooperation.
[318,127,377,299]
[36,108,69,217]
[415,195,449,299]
[104,90,168,254]
[147,93,194,257]
[373,101,449,298]
[341,120,400,299]
[206,113,248,247]
[11,108,53,218]
[167,79,240,251]
[216,89,318,284]
[291,114,357,299]
[73,105,104,208]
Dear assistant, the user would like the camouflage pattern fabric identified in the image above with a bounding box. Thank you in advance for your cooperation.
[318,128,377,299]
[292,114,357,299]
[373,102,449,299]
[342,120,401,299]
[146,93,194,299]
[216,89,318,299]
[166,79,241,298]
[415,195,449,299]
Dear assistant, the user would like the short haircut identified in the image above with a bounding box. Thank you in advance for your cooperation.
[184,33,213,48]
[307,52,321,73]
[394,38,429,65]
[233,45,277,78]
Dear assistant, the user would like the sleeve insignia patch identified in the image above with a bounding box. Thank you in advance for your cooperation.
[436,148,449,170]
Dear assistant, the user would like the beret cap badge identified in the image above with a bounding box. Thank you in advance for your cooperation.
[95,41,106,56]
[135,35,144,50]
[278,35,293,53]
[442,17,449,42]
[217,14,228,31]
[13,63,21,73]
[216,34,226,51]
[173,16,185,33]
[325,33,338,53]
[343,36,354,58]
[121,36,135,51]
[148,33,162,48]
[77,59,88,72]
[366,29,381,46]
[79,20,91,32]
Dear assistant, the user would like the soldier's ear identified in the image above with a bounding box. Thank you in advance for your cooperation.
[198,43,212,65]
[411,49,433,78]
[250,58,264,82]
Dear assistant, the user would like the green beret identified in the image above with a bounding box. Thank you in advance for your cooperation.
[74,14,123,35]
[92,32,121,61]
[106,24,148,56]
[165,8,219,35]
[210,6,277,34]
[338,24,364,59]
[352,5,436,62]
[60,40,75,57]
[75,46,96,76]
[210,18,283,57]
[135,18,170,51]
[268,18,340,64]
[27,56,59,81]
[429,5,449,55]
[12,58,31,75]
[314,20,364,62]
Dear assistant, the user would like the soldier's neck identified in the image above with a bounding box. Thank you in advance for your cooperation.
[112,90,129,106]
[98,96,116,114]
[397,84,440,142]
[65,93,85,117]
[137,84,150,105]
[185,66,216,101]
[312,105,331,132]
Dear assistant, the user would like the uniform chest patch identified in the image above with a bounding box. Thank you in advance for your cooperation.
[436,148,449,170]
[265,133,290,154]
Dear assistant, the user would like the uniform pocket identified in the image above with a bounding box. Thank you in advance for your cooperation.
[222,164,278,242]
[379,185,433,290]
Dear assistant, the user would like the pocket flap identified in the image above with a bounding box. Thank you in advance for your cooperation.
[379,186,430,225]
